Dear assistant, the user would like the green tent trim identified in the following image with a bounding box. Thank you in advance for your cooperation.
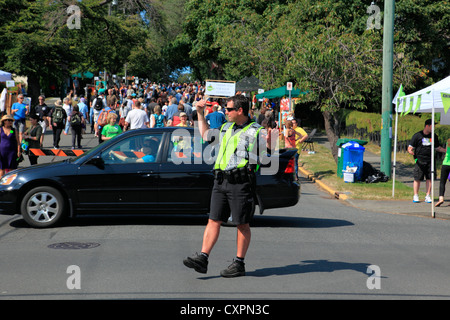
[71,71,94,79]
[255,85,307,99]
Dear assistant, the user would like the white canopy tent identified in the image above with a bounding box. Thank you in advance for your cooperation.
[393,75,450,218]
[0,70,12,112]
[0,70,12,82]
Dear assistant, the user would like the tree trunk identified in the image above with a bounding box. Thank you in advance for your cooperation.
[27,73,40,115]
[323,110,340,164]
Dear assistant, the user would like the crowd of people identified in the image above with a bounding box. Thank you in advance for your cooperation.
[0,81,310,178]
[63,81,272,146]
[82,82,230,136]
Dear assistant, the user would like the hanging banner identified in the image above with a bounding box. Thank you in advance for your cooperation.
[413,95,422,114]
[441,92,450,114]
[280,98,289,111]
[281,111,290,125]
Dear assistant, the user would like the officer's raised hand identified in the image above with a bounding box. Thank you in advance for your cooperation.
[196,97,209,138]
[196,98,207,114]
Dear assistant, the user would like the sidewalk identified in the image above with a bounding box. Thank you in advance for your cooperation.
[299,132,450,220]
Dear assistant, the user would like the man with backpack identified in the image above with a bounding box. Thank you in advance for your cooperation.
[68,105,85,149]
[92,90,107,139]
[49,99,67,149]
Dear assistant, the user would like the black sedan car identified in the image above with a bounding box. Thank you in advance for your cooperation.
[0,127,300,228]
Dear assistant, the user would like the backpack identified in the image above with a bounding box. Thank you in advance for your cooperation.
[94,97,104,110]
[70,112,82,127]
[97,109,111,127]
[52,107,64,124]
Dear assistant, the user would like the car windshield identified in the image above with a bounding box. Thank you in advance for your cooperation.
[168,129,214,164]
[70,142,106,164]
[101,133,163,164]
[70,132,127,164]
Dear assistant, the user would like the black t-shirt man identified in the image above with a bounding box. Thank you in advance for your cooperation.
[408,119,445,185]
[35,103,50,121]
[409,130,440,164]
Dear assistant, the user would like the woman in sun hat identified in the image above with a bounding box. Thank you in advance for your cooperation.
[0,114,20,177]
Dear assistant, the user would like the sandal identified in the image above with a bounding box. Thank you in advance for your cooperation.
[435,200,444,207]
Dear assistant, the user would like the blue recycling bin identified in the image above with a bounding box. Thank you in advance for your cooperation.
[341,141,365,181]
[336,138,367,178]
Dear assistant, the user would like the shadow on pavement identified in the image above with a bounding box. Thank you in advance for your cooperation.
[251,215,353,229]
[10,214,353,229]
[247,259,377,278]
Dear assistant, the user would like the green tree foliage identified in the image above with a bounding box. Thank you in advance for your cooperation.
[395,0,450,80]
[0,0,187,103]
[0,0,447,152]
[181,0,284,80]
[179,0,447,162]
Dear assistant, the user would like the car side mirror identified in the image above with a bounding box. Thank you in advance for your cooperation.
[86,155,105,169]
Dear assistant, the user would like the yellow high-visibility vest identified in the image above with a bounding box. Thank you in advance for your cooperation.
[214,121,262,171]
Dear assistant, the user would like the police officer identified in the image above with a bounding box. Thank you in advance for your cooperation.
[183,94,263,278]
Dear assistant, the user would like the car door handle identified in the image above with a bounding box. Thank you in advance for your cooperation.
[138,171,155,177]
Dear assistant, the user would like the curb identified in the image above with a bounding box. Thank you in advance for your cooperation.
[298,166,348,201]
[298,166,450,221]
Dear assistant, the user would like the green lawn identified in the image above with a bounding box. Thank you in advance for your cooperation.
[299,143,416,200]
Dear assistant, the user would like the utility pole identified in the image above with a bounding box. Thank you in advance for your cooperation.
[380,0,395,177]
[124,63,128,86]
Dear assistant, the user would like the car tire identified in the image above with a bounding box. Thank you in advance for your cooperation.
[21,186,65,228]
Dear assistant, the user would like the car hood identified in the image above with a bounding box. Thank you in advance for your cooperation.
[11,159,72,175]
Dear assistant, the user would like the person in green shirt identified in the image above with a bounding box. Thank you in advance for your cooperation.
[101,112,122,141]
[436,139,450,207]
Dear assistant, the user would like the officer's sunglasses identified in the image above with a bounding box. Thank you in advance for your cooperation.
[225,107,239,112]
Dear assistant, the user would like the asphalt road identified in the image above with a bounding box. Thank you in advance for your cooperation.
[1,172,450,301]
[1,123,450,305]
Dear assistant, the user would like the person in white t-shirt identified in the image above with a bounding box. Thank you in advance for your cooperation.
[62,97,73,135]
[124,100,149,130]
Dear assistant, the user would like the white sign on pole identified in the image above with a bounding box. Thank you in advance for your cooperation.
[5,80,15,88]
[287,82,293,112]
[258,89,264,101]
[205,80,236,97]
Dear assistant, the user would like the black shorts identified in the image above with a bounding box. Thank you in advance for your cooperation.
[209,179,255,225]
[414,161,435,181]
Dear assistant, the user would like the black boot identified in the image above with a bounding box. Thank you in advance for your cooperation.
[220,259,245,278]
[183,253,208,274]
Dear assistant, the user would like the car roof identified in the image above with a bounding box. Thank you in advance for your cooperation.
[121,127,197,135]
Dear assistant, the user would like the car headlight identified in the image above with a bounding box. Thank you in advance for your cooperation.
[0,174,17,185]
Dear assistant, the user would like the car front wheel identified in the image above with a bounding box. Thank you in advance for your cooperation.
[21,186,65,228]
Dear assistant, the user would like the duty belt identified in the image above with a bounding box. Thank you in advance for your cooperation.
[213,167,254,184]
